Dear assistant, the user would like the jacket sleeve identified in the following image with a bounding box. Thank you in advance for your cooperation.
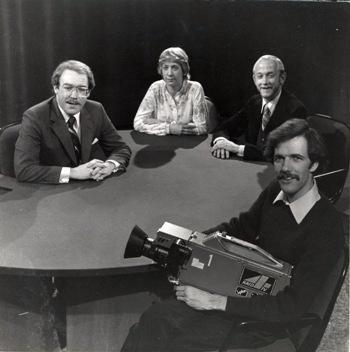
[211,105,249,144]
[14,110,62,184]
[242,143,265,161]
[290,103,308,119]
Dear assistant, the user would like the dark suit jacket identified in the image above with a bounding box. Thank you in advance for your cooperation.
[212,89,308,160]
[15,97,131,183]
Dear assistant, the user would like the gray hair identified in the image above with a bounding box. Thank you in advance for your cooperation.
[157,47,190,79]
[253,55,285,75]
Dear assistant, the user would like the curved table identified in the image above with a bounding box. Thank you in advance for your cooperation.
[0,131,275,276]
[0,131,276,351]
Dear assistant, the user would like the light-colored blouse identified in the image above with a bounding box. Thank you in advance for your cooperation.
[133,80,208,135]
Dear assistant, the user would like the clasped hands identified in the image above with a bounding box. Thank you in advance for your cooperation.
[211,138,239,159]
[169,123,198,135]
[174,285,227,311]
[143,118,197,135]
[70,159,116,181]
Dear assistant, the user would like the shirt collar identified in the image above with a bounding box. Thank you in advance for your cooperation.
[56,98,81,126]
[162,79,188,97]
[178,79,188,94]
[261,89,282,116]
[273,180,321,224]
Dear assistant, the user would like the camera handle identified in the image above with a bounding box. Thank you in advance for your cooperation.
[216,232,284,268]
[167,275,180,285]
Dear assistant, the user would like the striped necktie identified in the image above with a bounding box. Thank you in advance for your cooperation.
[67,115,81,163]
[261,104,271,131]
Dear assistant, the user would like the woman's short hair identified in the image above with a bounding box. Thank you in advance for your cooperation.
[264,118,328,171]
[51,60,96,91]
[157,47,190,79]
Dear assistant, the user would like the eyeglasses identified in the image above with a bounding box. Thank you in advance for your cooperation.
[60,85,90,97]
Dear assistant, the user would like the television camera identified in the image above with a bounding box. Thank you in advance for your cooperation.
[124,222,292,298]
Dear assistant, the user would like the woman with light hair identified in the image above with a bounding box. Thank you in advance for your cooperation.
[134,47,208,135]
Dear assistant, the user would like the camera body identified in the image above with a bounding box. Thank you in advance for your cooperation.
[125,222,292,298]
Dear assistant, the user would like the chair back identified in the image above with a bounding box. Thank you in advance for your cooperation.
[307,114,350,203]
[295,241,348,352]
[0,123,21,177]
[205,97,221,133]
[219,239,348,352]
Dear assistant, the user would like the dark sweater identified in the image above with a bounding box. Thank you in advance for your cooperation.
[205,180,344,322]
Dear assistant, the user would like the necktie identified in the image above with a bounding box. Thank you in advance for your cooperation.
[261,104,271,131]
[67,115,81,163]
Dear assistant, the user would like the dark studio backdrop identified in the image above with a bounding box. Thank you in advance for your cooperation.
[0,0,349,129]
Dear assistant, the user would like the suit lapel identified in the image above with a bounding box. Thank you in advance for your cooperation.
[50,98,78,165]
[253,95,263,133]
[80,105,95,163]
[266,90,287,133]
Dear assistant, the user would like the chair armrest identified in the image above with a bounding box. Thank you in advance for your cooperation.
[218,314,322,352]
[236,313,321,333]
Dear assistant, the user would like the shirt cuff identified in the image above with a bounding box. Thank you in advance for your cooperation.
[166,122,174,135]
[59,167,71,183]
[106,159,121,173]
[213,137,228,144]
[237,144,245,157]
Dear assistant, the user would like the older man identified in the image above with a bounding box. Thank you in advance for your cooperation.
[122,119,344,352]
[15,60,131,183]
[211,55,307,160]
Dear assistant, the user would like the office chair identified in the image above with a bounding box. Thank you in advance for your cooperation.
[214,236,348,352]
[307,114,350,204]
[205,97,221,133]
[0,122,21,177]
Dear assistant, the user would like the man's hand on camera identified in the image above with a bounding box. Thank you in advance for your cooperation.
[174,285,227,311]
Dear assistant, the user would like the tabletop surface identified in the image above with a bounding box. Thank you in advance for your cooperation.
[0,131,276,276]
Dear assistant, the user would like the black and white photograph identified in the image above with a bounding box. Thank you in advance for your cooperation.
[0,0,349,351]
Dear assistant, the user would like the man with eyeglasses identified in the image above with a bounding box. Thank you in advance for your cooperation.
[15,60,131,183]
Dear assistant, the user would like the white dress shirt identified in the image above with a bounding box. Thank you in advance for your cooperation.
[273,180,321,224]
[57,103,119,183]
[58,105,80,183]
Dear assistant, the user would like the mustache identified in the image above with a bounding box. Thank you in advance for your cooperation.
[66,100,80,105]
[277,171,300,181]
